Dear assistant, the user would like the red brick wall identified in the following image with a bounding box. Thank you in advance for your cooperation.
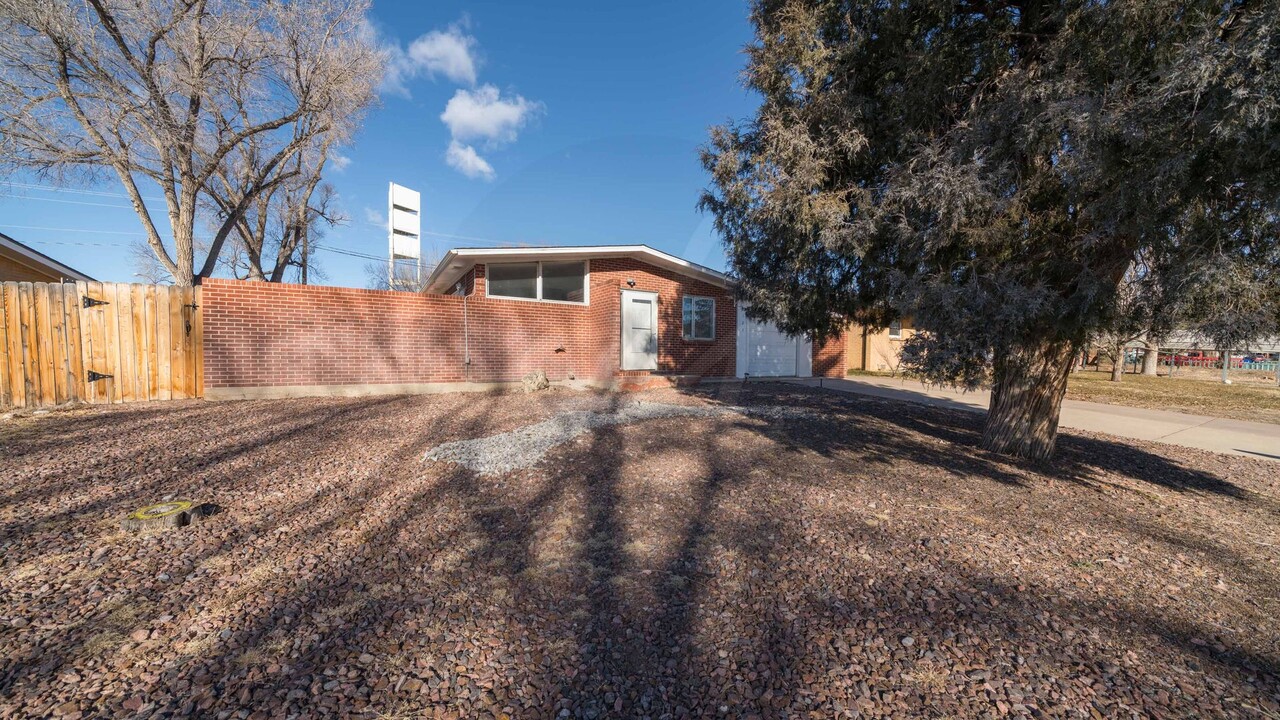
[201,258,744,391]
[202,279,594,388]
[813,333,847,378]
[456,267,476,296]
[203,259,846,391]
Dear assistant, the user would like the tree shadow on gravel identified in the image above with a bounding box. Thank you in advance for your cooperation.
[3,384,1277,718]
[0,392,536,712]
[692,382,1251,500]
[0,395,412,542]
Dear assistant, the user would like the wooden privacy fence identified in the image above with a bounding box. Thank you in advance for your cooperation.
[0,281,202,409]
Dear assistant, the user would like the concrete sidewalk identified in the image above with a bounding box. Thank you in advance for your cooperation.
[786,375,1280,461]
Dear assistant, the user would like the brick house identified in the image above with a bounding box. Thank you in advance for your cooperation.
[202,245,845,399]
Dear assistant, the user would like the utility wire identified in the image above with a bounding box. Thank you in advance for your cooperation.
[1,181,167,203]
[359,220,535,248]
[3,181,533,249]
[11,231,398,265]
[2,225,148,236]
[1,195,135,210]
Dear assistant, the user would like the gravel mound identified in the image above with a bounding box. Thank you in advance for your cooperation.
[423,401,818,475]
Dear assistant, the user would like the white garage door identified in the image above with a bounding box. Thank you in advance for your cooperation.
[736,305,813,378]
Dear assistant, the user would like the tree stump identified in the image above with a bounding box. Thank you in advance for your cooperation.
[121,501,207,532]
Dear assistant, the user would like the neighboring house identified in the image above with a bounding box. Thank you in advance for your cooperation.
[0,232,95,283]
[1155,331,1280,356]
[847,319,914,372]
[202,245,846,400]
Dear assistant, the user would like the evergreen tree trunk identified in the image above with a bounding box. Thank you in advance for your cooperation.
[982,340,1077,461]
[1110,344,1124,382]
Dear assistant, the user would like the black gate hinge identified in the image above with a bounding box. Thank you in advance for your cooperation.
[87,370,113,383]
[82,296,109,309]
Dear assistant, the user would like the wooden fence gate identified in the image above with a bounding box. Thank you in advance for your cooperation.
[0,281,202,409]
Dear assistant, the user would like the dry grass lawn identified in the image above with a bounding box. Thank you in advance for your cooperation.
[1066,370,1280,424]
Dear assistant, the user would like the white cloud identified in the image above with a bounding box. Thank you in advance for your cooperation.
[440,85,540,147]
[369,20,480,97]
[407,26,479,86]
[364,207,386,226]
[330,152,352,172]
[445,140,495,181]
[363,19,541,181]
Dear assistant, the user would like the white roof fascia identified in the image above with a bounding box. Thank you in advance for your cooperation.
[0,233,95,282]
[423,245,730,294]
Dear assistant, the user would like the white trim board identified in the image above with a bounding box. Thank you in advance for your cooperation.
[425,245,728,295]
[0,232,95,282]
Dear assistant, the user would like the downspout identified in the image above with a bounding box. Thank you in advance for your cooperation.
[463,292,471,383]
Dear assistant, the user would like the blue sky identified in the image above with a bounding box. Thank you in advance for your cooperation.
[0,0,758,287]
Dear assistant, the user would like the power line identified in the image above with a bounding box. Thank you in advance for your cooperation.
[0,195,135,210]
[1,181,167,203]
[4,181,535,249]
[420,229,529,247]
[313,244,425,264]
[4,237,129,249]
[16,235,420,278]
[15,234,414,272]
[359,220,534,248]
[2,224,145,236]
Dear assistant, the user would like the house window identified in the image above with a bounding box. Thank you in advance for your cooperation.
[487,261,587,303]
[682,296,715,340]
[541,261,586,302]
[488,263,537,299]
[888,320,903,339]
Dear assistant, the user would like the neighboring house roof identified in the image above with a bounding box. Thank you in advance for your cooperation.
[1159,331,1280,353]
[423,245,731,294]
[0,231,95,282]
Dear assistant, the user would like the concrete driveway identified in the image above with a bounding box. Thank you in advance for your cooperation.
[789,375,1280,461]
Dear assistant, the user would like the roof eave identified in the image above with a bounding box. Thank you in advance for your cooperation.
[0,233,96,282]
[422,245,731,295]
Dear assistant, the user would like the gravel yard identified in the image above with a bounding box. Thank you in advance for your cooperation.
[1,383,1278,719]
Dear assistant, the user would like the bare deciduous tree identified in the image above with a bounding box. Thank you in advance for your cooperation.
[0,0,382,286]
[363,258,432,293]
[211,137,345,284]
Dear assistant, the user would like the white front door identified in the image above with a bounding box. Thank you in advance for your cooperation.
[621,290,659,370]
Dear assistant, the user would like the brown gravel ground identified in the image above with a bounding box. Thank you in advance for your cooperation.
[1,383,1278,719]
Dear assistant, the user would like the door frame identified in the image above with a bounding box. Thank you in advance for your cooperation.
[620,289,659,371]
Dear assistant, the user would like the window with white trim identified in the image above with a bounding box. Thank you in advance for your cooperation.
[486,261,587,303]
[888,320,903,339]
[682,295,715,340]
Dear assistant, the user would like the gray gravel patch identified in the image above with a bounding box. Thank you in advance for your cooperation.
[423,401,819,475]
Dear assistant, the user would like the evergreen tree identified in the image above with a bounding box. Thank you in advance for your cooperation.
[702,0,1280,459]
